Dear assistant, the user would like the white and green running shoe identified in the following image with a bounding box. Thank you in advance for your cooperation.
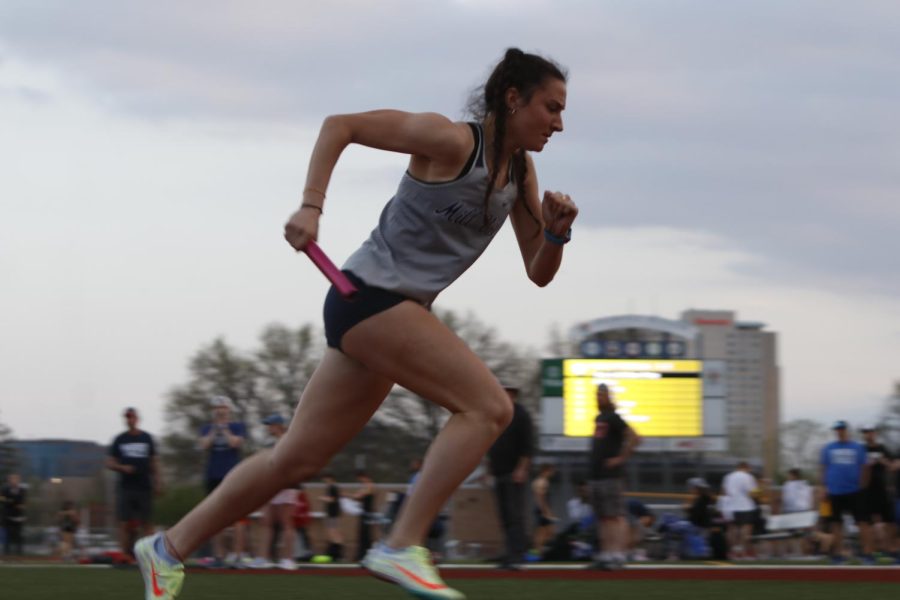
[135,534,185,600]
[362,544,464,600]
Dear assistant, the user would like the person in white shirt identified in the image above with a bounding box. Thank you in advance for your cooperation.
[566,480,594,529]
[779,468,815,557]
[781,469,813,514]
[721,461,758,559]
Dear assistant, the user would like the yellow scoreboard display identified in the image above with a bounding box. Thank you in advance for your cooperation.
[561,359,702,437]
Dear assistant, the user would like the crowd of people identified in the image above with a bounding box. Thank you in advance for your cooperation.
[3,392,900,572]
[649,420,900,565]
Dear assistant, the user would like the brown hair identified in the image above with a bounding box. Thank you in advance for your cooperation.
[467,48,567,226]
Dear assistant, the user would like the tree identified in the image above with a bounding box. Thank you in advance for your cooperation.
[0,414,18,481]
[878,381,900,449]
[779,419,830,478]
[543,322,573,357]
[160,314,543,484]
[254,323,321,418]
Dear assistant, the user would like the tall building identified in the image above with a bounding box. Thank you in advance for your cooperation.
[681,309,780,473]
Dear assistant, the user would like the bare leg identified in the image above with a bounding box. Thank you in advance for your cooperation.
[831,521,844,557]
[211,532,223,559]
[741,524,754,556]
[164,299,511,560]
[165,350,393,558]
[258,506,274,560]
[278,505,295,561]
[341,302,513,549]
[859,522,873,555]
[234,522,246,557]
[119,522,130,555]
[327,523,343,545]
[600,517,628,555]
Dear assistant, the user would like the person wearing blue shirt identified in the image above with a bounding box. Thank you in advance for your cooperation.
[819,420,869,564]
[199,396,246,566]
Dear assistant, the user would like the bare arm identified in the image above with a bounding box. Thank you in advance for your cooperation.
[198,427,216,450]
[105,456,134,474]
[284,111,472,251]
[508,153,578,287]
[222,426,244,449]
[621,426,642,461]
[512,456,531,484]
[151,455,163,494]
[352,481,375,500]
[533,479,553,516]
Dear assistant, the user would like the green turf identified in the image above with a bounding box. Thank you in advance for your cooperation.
[1,566,896,600]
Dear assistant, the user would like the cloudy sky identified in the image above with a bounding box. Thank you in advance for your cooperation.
[1,0,898,446]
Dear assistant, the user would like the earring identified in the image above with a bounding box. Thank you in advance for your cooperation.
[510,107,517,116]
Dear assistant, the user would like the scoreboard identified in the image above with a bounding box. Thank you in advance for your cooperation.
[559,359,703,437]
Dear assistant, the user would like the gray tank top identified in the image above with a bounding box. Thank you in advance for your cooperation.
[342,123,518,307]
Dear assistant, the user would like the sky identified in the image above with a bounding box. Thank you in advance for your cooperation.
[1,0,898,446]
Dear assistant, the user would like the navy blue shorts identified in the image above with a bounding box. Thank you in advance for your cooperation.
[323,271,409,350]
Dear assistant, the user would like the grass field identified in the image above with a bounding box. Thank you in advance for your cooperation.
[2,566,900,600]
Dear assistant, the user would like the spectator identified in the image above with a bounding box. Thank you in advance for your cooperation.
[487,383,534,570]
[250,414,297,570]
[721,461,758,560]
[531,463,557,557]
[198,395,247,567]
[859,425,895,561]
[587,383,641,570]
[1,473,26,556]
[352,471,376,562]
[690,479,729,560]
[781,469,814,514]
[686,478,716,530]
[293,484,314,562]
[566,480,594,532]
[57,500,80,561]
[778,468,815,558]
[626,498,654,561]
[107,407,161,558]
[750,475,775,557]
[319,473,343,561]
[819,420,868,564]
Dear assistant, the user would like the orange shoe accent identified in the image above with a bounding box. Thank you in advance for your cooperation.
[394,563,447,591]
[150,563,165,597]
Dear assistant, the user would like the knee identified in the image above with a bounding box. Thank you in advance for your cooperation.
[481,390,514,436]
[267,448,324,487]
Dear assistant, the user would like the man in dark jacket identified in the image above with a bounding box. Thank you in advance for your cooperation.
[487,382,534,570]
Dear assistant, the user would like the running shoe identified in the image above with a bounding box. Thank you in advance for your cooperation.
[247,557,275,569]
[134,534,185,600]
[362,544,464,600]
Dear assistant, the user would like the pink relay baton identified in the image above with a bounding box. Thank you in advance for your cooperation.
[303,240,358,299]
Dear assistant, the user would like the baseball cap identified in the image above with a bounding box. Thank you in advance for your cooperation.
[262,413,285,426]
[831,420,849,430]
[123,406,138,416]
[687,477,709,489]
[209,395,232,409]
[861,424,877,432]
